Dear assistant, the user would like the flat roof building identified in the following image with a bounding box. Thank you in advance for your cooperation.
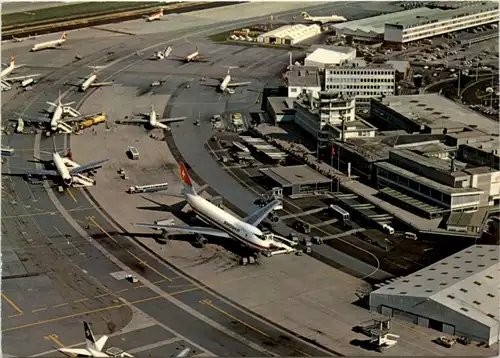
[371,94,498,135]
[260,165,332,196]
[385,2,499,44]
[304,46,356,70]
[286,66,321,99]
[266,97,295,124]
[256,24,321,46]
[369,245,499,346]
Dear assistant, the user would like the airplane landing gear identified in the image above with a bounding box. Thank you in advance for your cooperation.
[45,130,52,137]
[240,252,260,265]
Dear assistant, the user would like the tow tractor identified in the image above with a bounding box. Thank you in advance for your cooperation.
[241,232,298,265]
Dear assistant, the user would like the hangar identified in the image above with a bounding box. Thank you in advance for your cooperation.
[370,245,499,345]
[256,24,321,46]
[260,165,332,197]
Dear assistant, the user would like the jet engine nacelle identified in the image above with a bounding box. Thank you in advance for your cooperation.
[196,234,208,246]
[63,177,73,186]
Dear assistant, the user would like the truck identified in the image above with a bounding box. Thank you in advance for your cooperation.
[76,112,106,131]
[128,146,139,160]
[231,113,244,132]
[127,182,169,194]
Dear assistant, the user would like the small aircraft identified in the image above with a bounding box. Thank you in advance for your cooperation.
[204,68,251,94]
[11,34,37,43]
[169,46,209,63]
[30,32,68,51]
[6,137,108,188]
[135,163,294,258]
[115,104,186,130]
[144,8,164,21]
[1,55,41,91]
[58,321,133,357]
[151,46,172,60]
[65,67,114,92]
[301,12,347,24]
[12,90,95,135]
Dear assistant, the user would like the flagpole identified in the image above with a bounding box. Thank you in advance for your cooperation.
[330,142,334,193]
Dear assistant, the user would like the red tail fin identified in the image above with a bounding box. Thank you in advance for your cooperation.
[61,32,67,40]
[179,163,192,187]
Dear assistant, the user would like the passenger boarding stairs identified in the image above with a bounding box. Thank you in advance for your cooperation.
[262,231,297,256]
[63,106,81,117]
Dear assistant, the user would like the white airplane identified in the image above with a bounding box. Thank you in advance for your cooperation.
[115,104,186,130]
[144,8,164,21]
[170,46,209,63]
[58,322,133,357]
[301,12,347,24]
[12,90,91,135]
[204,68,251,95]
[152,46,172,60]
[30,32,68,52]
[1,55,41,91]
[66,67,114,92]
[11,34,37,42]
[135,163,293,255]
[7,137,108,188]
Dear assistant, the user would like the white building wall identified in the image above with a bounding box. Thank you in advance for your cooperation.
[384,24,404,43]
[325,67,396,105]
[343,129,376,140]
[288,86,321,99]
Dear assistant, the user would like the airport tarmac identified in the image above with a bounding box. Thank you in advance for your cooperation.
[3,3,497,357]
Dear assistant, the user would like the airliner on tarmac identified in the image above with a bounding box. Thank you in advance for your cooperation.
[144,8,164,21]
[12,90,93,135]
[58,322,133,357]
[115,104,186,130]
[301,12,347,24]
[135,163,294,256]
[152,46,173,60]
[170,46,209,63]
[30,32,68,51]
[214,68,251,94]
[6,137,108,188]
[1,55,41,91]
[66,67,114,92]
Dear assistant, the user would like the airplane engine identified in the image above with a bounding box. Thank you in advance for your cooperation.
[268,212,280,223]
[63,177,73,186]
[196,234,208,246]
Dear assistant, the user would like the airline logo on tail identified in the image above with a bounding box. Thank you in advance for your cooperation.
[84,321,95,345]
[61,32,68,40]
[302,12,311,19]
[180,163,192,187]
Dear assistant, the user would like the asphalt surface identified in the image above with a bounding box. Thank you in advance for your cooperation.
[2,3,394,356]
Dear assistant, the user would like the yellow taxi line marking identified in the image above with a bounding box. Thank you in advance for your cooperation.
[115,288,129,293]
[2,292,23,314]
[126,249,173,282]
[32,307,48,313]
[74,298,89,303]
[53,303,68,308]
[87,216,118,243]
[2,207,93,219]
[67,188,78,203]
[200,299,270,338]
[45,334,73,355]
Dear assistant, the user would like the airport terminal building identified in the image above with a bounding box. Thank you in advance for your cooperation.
[370,245,499,346]
[259,165,331,196]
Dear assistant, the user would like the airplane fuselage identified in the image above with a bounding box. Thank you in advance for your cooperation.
[185,51,199,62]
[80,74,97,92]
[220,74,231,92]
[31,39,65,52]
[0,63,14,78]
[185,193,275,252]
[52,152,73,186]
[149,110,169,129]
[304,15,346,24]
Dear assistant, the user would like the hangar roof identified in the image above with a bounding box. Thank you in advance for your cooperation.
[372,245,499,327]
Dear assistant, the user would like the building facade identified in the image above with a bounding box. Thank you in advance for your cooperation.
[287,66,322,99]
[384,3,500,44]
[256,24,321,46]
[325,63,396,105]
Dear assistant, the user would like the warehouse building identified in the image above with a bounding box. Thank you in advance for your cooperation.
[259,165,331,196]
[256,24,321,46]
[304,45,356,70]
[369,245,499,346]
[325,60,396,106]
[384,2,500,44]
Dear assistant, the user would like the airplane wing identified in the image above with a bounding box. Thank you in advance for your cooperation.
[3,74,41,82]
[95,336,108,351]
[12,113,50,123]
[58,348,93,356]
[158,116,186,124]
[194,58,210,63]
[90,81,114,87]
[115,119,149,124]
[243,199,281,226]
[7,167,59,177]
[135,223,231,238]
[227,81,251,87]
[69,159,109,175]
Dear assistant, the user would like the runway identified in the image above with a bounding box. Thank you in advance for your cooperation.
[0,3,383,356]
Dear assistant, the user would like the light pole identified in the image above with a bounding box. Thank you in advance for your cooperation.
[336,113,345,193]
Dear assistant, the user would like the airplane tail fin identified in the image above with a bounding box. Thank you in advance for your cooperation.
[10,55,15,66]
[301,12,310,18]
[84,321,97,349]
[61,32,68,40]
[160,8,164,15]
[179,163,197,196]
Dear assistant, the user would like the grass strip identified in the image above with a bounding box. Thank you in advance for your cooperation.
[2,2,161,28]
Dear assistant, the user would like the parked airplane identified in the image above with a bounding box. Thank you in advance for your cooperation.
[204,68,251,94]
[301,12,347,24]
[144,8,164,21]
[116,105,186,130]
[12,90,91,135]
[58,322,133,357]
[1,55,41,91]
[30,32,68,51]
[12,35,37,42]
[170,46,209,63]
[66,67,114,92]
[152,46,172,60]
[135,163,293,256]
[7,137,108,188]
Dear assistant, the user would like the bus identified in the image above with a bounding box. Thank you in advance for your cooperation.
[329,204,350,222]
[128,182,169,194]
